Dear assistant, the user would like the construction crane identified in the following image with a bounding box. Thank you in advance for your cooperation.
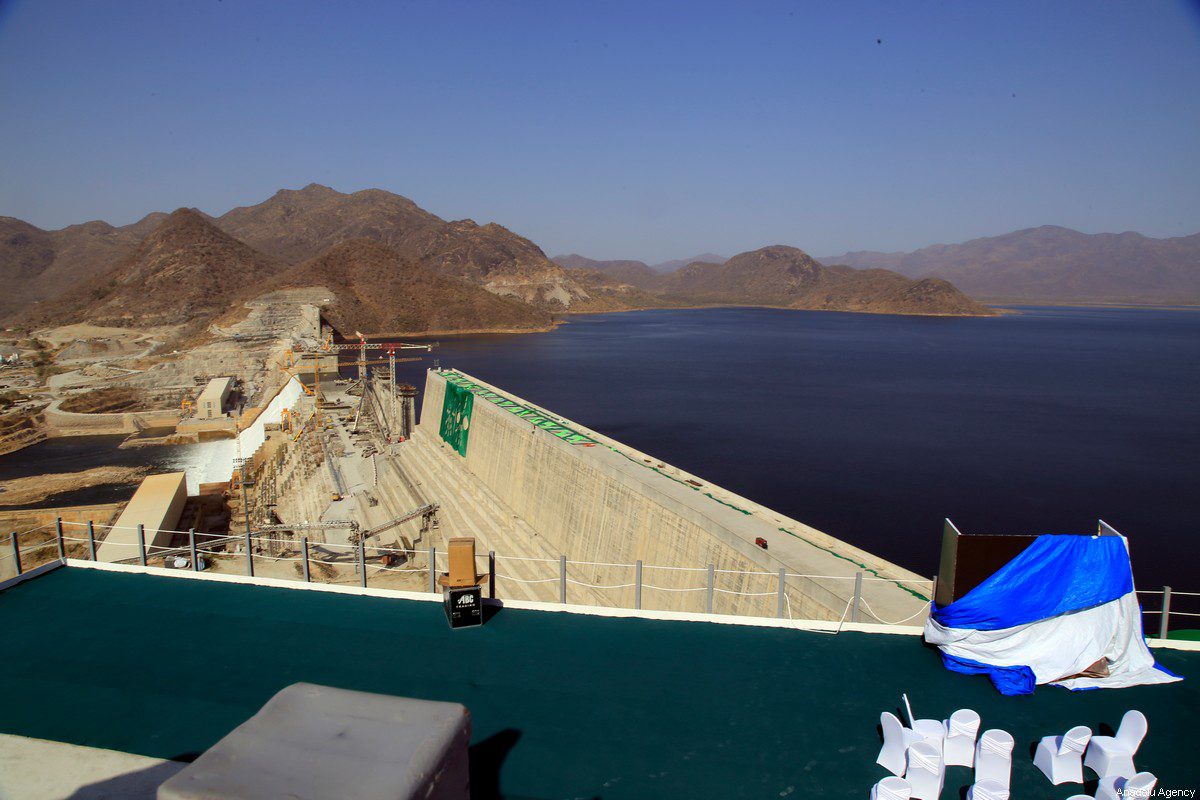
[255,503,439,545]
[350,503,439,545]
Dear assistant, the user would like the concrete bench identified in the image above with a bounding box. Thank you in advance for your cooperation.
[158,683,470,800]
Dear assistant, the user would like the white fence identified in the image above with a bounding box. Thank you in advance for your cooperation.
[0,518,946,628]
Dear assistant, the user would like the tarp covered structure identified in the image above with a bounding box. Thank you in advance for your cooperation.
[924,524,1182,695]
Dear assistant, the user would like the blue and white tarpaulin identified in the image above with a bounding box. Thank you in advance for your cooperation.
[924,532,1181,695]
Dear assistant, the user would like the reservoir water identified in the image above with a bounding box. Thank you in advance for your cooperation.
[395,306,1199,590]
[0,435,234,507]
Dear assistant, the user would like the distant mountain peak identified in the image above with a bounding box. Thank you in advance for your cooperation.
[822,225,1200,303]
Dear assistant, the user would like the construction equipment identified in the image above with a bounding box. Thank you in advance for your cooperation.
[350,503,439,545]
[254,503,439,546]
[180,397,194,417]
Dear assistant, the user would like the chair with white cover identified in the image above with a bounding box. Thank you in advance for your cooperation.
[877,712,920,777]
[1084,710,1148,779]
[905,741,944,800]
[869,775,912,800]
[943,708,981,767]
[965,778,1009,800]
[911,719,946,751]
[974,729,1014,791]
[1095,771,1157,800]
[1033,724,1092,784]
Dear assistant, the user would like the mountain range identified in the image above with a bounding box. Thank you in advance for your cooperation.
[552,252,727,284]
[821,226,1200,304]
[2,185,996,337]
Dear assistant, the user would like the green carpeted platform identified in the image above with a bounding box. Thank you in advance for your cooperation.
[1,567,1196,798]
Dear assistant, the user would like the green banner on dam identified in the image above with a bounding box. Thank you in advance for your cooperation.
[439,370,596,446]
[439,381,474,456]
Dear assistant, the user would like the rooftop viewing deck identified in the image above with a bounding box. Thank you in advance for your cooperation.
[0,565,1196,797]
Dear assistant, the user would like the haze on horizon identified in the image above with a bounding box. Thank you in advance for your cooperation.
[1,0,1198,263]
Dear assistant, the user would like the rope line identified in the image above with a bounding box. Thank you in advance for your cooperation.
[857,597,933,626]
[495,574,560,584]
[564,578,636,590]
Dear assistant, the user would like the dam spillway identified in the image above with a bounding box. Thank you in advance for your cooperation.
[405,368,929,622]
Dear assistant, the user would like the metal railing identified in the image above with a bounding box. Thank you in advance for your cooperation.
[1137,588,1200,639]
[0,517,952,629]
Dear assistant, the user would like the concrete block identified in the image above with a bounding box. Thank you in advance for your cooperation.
[157,683,470,800]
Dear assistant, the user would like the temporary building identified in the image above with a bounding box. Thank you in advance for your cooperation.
[924,523,1182,695]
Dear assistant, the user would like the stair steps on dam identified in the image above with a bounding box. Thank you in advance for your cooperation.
[391,431,614,607]
[389,434,564,603]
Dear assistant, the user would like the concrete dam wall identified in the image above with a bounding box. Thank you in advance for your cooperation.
[418,369,929,622]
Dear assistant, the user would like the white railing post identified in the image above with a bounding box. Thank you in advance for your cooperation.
[358,541,367,588]
[428,546,437,593]
[635,560,643,610]
[1159,586,1172,640]
[559,555,567,604]
[302,537,311,582]
[87,521,97,562]
[55,518,65,560]
[188,529,197,570]
[851,572,863,623]
[10,532,21,576]
[776,568,786,618]
[245,530,254,577]
[706,564,715,613]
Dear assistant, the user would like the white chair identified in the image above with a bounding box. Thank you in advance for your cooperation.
[877,711,921,777]
[965,778,1009,800]
[912,718,946,751]
[1084,710,1148,779]
[943,708,981,767]
[1096,771,1157,800]
[870,775,912,800]
[905,740,944,800]
[974,729,1014,791]
[1033,724,1092,784]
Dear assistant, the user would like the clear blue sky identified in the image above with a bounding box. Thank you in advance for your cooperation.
[2,1,1198,262]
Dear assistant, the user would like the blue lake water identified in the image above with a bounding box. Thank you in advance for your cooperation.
[394,306,1199,591]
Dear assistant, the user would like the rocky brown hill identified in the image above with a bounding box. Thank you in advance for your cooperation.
[659,246,994,316]
[216,184,591,311]
[276,239,553,335]
[552,254,658,288]
[822,225,1200,303]
[651,253,727,274]
[4,185,997,331]
[0,213,168,320]
[32,209,285,329]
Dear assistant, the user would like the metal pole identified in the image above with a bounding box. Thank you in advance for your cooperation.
[87,521,97,562]
[1159,586,1173,640]
[11,532,21,576]
[302,537,311,583]
[776,568,787,619]
[559,555,567,604]
[358,540,367,588]
[240,464,251,534]
[188,529,198,571]
[245,529,254,577]
[428,546,437,593]
[635,560,643,610]
[55,518,65,560]
[488,551,496,599]
[137,524,147,567]
[851,571,863,623]
[706,564,715,613]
